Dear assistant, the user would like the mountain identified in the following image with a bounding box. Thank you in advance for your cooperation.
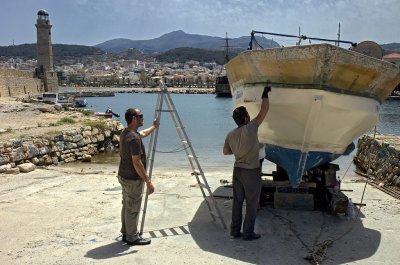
[155,47,228,65]
[381,43,400,54]
[95,30,281,53]
[1,33,398,65]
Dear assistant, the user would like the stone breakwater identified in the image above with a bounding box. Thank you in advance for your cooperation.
[0,119,124,174]
[354,134,400,188]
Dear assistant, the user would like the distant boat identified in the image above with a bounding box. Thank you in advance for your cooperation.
[226,32,400,187]
[215,76,231,97]
[215,33,232,97]
[94,112,113,118]
[74,98,88,107]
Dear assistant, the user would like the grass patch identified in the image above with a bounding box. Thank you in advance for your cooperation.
[83,119,107,132]
[82,110,92,116]
[57,117,76,125]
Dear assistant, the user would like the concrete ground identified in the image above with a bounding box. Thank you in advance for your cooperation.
[0,157,399,265]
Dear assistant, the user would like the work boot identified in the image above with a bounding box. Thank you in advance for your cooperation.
[242,233,261,241]
[125,235,151,246]
[230,232,242,239]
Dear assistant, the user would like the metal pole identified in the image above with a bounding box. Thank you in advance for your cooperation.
[251,30,356,46]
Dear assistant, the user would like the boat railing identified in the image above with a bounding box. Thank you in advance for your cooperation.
[249,30,357,50]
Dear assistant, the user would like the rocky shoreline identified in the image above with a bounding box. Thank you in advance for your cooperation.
[354,134,400,189]
[0,96,124,174]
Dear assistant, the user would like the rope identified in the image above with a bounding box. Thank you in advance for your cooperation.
[252,36,264,49]
[155,145,189,154]
[303,125,379,264]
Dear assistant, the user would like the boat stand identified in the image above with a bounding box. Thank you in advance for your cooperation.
[260,163,351,213]
[219,163,354,213]
[139,81,227,235]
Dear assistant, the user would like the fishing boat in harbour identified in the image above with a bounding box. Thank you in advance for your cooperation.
[215,33,232,97]
[225,30,400,188]
[74,97,88,107]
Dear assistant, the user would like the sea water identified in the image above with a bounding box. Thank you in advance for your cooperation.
[82,92,400,173]
[84,93,236,172]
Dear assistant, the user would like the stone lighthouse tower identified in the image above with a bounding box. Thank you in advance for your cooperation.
[35,10,58,92]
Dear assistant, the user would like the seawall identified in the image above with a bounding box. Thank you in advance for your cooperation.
[0,69,43,97]
[0,119,124,174]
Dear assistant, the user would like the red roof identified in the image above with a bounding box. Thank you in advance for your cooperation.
[383,53,400,59]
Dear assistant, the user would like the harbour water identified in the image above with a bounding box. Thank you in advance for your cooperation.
[83,92,400,174]
[85,93,236,172]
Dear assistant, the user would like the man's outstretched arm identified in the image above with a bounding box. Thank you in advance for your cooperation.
[255,86,271,125]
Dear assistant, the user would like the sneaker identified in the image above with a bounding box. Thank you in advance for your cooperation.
[126,235,151,246]
[122,234,127,242]
[242,233,261,241]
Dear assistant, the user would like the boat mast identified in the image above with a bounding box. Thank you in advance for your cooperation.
[337,23,341,47]
[223,32,231,63]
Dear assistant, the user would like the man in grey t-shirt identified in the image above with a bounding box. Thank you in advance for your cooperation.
[223,86,270,241]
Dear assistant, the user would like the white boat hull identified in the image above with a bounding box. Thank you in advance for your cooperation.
[225,43,400,187]
[235,86,379,154]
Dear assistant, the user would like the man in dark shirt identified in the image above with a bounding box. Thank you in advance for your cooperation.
[118,108,159,246]
[223,87,270,241]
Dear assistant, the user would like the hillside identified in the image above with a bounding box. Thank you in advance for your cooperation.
[381,43,400,53]
[95,30,280,53]
[155,47,232,65]
[1,30,398,65]
[0,44,104,64]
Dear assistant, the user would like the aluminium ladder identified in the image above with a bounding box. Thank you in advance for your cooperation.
[139,81,227,234]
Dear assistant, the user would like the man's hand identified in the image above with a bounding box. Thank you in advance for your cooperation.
[146,181,155,194]
[262,86,271,98]
[152,118,160,128]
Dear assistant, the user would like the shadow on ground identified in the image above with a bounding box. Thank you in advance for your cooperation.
[85,239,137,260]
[188,186,380,265]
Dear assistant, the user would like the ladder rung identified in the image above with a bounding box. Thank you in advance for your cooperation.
[188,155,195,159]
[182,140,188,144]
[192,169,200,175]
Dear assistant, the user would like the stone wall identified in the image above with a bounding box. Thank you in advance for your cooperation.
[0,119,124,174]
[354,135,400,187]
[0,69,43,97]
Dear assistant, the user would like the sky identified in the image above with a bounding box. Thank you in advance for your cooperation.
[1,0,399,47]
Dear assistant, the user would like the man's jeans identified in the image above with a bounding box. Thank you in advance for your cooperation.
[230,167,262,237]
[118,176,144,241]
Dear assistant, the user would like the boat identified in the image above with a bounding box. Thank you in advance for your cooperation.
[94,112,113,118]
[74,98,88,107]
[225,31,400,188]
[94,107,120,119]
[215,76,231,97]
[215,33,232,97]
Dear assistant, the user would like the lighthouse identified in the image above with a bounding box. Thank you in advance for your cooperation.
[35,10,58,92]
